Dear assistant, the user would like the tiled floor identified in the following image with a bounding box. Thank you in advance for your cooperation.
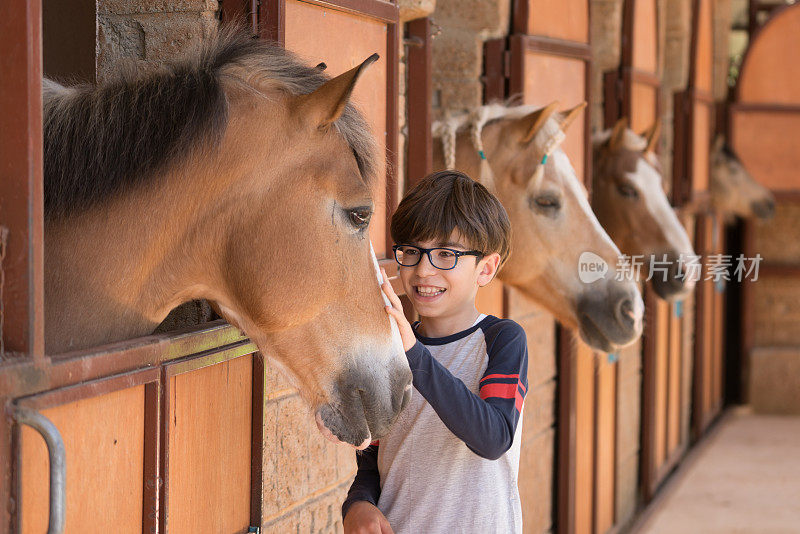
[634,406,800,534]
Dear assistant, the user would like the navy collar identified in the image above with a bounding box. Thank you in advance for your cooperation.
[411,315,493,345]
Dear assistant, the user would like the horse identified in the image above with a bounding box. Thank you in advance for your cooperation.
[710,135,775,220]
[42,27,412,449]
[592,118,696,301]
[433,102,644,354]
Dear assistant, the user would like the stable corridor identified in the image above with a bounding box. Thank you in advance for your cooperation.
[633,406,800,534]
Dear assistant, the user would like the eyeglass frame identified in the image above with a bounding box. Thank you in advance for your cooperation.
[391,244,484,271]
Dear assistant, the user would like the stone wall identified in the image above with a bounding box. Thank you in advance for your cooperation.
[96,0,218,81]
[430,0,511,118]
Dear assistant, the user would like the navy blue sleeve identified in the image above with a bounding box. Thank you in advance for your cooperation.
[405,320,529,460]
[341,442,381,520]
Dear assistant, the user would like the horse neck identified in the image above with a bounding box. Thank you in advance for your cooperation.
[44,164,229,354]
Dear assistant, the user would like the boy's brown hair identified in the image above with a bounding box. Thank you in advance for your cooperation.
[390,170,511,268]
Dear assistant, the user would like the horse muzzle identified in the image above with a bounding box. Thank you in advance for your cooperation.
[577,283,644,352]
[314,364,413,448]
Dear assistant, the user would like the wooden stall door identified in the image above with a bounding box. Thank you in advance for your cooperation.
[16,371,159,533]
[604,0,694,509]
[670,0,721,441]
[731,3,800,410]
[162,355,256,533]
[485,2,609,532]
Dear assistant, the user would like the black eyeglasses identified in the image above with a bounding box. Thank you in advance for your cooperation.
[392,244,484,270]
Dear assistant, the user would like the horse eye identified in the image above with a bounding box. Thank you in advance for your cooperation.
[348,208,371,229]
[617,183,639,199]
[532,195,561,210]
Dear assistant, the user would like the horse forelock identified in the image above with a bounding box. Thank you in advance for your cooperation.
[43,24,378,221]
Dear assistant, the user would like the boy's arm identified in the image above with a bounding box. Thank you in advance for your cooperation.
[341,442,381,520]
[406,320,528,460]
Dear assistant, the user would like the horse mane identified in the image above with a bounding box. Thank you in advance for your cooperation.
[43,25,377,221]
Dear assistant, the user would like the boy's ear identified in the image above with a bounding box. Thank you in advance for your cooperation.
[477,253,502,287]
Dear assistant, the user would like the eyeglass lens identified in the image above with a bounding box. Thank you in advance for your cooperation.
[395,246,458,270]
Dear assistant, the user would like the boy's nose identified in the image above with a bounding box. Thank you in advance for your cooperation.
[415,252,439,274]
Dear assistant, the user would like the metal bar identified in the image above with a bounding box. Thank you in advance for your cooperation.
[406,17,433,189]
[0,0,45,361]
[12,406,65,534]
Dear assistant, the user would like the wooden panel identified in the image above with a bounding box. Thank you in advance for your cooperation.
[526,0,589,43]
[691,101,711,193]
[632,0,658,74]
[731,111,800,192]
[476,280,505,317]
[166,356,252,532]
[695,0,713,92]
[630,82,658,132]
[594,356,617,533]
[284,0,389,255]
[521,51,587,181]
[653,299,669,469]
[738,5,800,104]
[21,386,145,533]
[574,341,595,534]
[667,304,682,454]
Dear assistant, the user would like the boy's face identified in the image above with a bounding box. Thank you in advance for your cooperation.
[396,230,500,320]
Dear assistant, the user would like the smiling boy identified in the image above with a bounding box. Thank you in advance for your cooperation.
[342,170,529,534]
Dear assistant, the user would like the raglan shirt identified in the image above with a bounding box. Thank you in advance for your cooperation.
[342,314,529,533]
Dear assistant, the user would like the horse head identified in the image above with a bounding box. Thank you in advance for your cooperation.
[592,118,696,300]
[710,135,775,220]
[434,102,644,353]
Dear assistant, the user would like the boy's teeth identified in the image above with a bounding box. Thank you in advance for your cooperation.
[417,286,445,296]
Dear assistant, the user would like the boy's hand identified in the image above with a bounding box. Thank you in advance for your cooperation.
[381,267,417,352]
[343,501,394,534]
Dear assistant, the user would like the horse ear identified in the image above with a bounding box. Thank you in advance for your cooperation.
[640,119,661,154]
[519,101,561,143]
[608,117,628,151]
[295,54,379,129]
[558,101,587,133]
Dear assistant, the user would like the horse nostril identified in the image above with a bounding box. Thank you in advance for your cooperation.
[752,199,775,219]
[616,298,635,325]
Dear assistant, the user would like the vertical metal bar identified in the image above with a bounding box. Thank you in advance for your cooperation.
[249,353,265,528]
[142,381,161,534]
[0,0,45,360]
[385,20,400,255]
[12,406,66,534]
[406,17,433,189]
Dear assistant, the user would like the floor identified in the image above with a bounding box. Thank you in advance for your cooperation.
[632,406,800,534]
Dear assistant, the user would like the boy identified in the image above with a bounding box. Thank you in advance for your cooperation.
[342,170,529,533]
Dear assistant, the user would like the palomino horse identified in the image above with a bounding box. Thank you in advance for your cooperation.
[710,135,775,220]
[433,102,644,354]
[592,119,696,300]
[42,28,411,448]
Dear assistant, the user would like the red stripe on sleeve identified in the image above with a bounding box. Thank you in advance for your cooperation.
[518,381,527,394]
[515,389,524,412]
[479,382,517,400]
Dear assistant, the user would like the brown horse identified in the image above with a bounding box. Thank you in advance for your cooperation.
[592,119,696,300]
[433,102,644,353]
[42,28,411,448]
[710,135,775,220]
